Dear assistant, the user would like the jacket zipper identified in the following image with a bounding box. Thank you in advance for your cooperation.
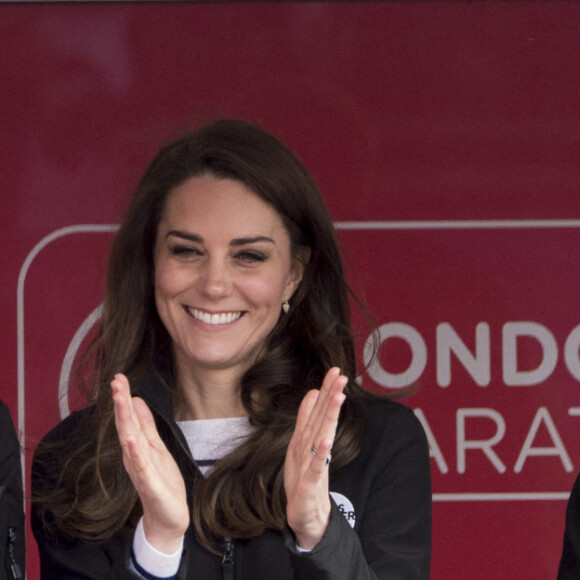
[221,537,234,580]
[6,527,23,580]
[144,391,236,578]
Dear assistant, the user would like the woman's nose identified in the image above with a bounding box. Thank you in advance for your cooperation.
[197,258,232,298]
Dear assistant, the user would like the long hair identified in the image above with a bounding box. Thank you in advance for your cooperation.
[34,119,369,552]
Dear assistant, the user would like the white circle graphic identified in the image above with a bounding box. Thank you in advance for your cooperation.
[330,491,356,528]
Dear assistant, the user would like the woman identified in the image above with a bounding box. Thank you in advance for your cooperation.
[32,119,431,579]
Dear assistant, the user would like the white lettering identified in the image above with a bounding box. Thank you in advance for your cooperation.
[417,407,580,477]
[363,321,580,388]
[437,322,490,387]
[457,408,506,474]
[514,407,573,473]
[364,323,427,389]
[502,322,558,386]
[564,325,580,382]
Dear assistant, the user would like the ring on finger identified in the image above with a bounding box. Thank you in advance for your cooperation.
[311,444,332,466]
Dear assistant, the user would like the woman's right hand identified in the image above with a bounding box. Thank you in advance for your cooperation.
[111,373,189,554]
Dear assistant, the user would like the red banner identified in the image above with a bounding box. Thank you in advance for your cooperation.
[2,3,580,578]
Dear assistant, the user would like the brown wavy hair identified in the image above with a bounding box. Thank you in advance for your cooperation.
[34,119,370,553]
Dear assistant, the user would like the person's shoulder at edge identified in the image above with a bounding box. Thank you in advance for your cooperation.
[0,399,19,452]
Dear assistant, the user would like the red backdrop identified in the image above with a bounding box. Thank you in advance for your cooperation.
[2,2,580,578]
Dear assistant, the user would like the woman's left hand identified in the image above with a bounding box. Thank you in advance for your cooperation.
[284,367,347,550]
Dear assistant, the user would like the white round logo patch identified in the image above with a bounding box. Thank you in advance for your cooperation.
[330,491,356,528]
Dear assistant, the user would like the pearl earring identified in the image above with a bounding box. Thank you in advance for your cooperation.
[282,299,290,314]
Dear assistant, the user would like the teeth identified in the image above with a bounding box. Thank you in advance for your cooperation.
[189,308,242,325]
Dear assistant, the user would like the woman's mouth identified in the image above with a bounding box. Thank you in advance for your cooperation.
[187,307,243,326]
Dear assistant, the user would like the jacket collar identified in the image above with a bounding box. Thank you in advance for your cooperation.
[135,367,175,421]
[134,368,199,470]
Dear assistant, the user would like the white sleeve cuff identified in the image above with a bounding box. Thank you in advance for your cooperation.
[295,542,312,553]
[132,517,184,578]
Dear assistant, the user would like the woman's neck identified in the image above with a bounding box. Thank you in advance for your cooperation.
[172,365,248,421]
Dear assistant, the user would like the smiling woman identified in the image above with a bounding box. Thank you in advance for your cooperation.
[31,119,431,579]
[154,175,305,400]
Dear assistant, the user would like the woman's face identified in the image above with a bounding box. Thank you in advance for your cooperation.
[154,174,304,378]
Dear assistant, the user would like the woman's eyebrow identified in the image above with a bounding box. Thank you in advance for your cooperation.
[165,231,275,246]
[230,236,275,246]
[165,230,203,243]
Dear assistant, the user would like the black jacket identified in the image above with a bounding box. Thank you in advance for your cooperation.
[0,400,25,580]
[32,375,431,579]
[558,472,580,579]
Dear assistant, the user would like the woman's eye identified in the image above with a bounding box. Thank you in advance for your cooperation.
[170,246,200,258]
[237,250,266,263]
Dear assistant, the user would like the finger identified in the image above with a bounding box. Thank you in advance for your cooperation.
[112,390,157,481]
[295,370,346,469]
[294,390,319,439]
[111,374,139,442]
[111,372,131,396]
[309,371,347,448]
[311,368,344,425]
[310,436,334,471]
[309,395,344,474]
[121,429,151,476]
[111,375,154,467]
[298,368,340,446]
[111,375,132,433]
[287,390,319,459]
[133,397,165,448]
[316,367,342,410]
[309,390,345,465]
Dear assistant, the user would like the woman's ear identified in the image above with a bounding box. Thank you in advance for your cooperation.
[286,246,310,299]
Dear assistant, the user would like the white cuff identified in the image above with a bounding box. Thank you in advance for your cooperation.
[295,542,312,554]
[132,517,184,578]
